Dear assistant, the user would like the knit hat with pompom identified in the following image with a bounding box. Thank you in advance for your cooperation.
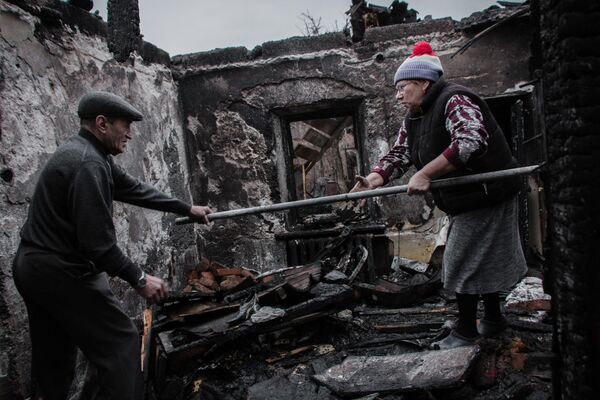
[393,42,444,84]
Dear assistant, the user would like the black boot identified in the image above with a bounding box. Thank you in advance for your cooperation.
[478,292,508,338]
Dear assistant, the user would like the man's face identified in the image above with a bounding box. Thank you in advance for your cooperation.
[101,117,133,155]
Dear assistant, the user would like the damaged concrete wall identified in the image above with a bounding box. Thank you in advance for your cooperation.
[534,0,600,397]
[0,1,197,397]
[172,14,532,268]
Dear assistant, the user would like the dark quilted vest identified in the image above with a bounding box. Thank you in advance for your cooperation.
[405,78,520,214]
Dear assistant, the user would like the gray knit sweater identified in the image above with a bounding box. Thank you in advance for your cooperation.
[20,128,191,285]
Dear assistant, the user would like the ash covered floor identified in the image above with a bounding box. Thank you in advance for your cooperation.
[153,301,553,400]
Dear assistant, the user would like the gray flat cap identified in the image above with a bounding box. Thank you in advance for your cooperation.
[77,91,144,121]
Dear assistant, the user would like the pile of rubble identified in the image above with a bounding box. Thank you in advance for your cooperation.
[182,259,258,296]
[146,232,553,400]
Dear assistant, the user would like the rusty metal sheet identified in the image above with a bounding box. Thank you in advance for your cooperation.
[312,346,479,396]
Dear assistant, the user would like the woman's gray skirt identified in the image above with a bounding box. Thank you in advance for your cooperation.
[442,196,527,294]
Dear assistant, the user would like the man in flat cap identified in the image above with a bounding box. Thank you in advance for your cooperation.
[12,91,212,400]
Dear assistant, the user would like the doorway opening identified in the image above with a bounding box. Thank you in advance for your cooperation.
[290,116,357,210]
[276,101,366,228]
[485,89,547,261]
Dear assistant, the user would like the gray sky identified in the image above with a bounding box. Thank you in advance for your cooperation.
[93,1,499,56]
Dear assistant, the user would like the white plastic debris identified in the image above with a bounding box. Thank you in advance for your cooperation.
[391,256,429,274]
[250,306,286,323]
[324,270,348,283]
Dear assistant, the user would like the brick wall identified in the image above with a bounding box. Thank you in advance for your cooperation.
[536,0,600,397]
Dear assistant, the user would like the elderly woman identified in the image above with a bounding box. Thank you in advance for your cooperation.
[352,42,527,349]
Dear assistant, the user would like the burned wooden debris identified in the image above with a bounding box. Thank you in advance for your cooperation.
[182,258,258,296]
[354,249,443,308]
[147,232,553,400]
[354,271,441,308]
[373,320,445,334]
[153,251,358,374]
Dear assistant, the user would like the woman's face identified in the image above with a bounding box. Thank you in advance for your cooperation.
[395,80,430,112]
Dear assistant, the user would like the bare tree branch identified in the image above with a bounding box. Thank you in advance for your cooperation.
[298,10,323,36]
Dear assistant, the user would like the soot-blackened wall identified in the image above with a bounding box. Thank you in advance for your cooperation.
[535,0,600,397]
[173,14,532,270]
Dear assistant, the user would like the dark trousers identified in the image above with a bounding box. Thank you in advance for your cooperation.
[12,244,143,400]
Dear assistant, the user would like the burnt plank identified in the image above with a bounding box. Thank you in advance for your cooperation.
[357,306,457,316]
[374,321,444,333]
[507,317,553,333]
[258,262,322,284]
[215,267,244,277]
[266,345,314,363]
[157,283,353,369]
[284,283,353,319]
[286,271,312,292]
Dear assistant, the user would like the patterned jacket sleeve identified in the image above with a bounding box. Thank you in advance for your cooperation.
[371,120,412,185]
[441,94,489,167]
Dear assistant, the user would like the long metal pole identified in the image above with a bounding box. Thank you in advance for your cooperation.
[176,164,541,225]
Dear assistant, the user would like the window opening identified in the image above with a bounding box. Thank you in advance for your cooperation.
[288,115,358,221]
